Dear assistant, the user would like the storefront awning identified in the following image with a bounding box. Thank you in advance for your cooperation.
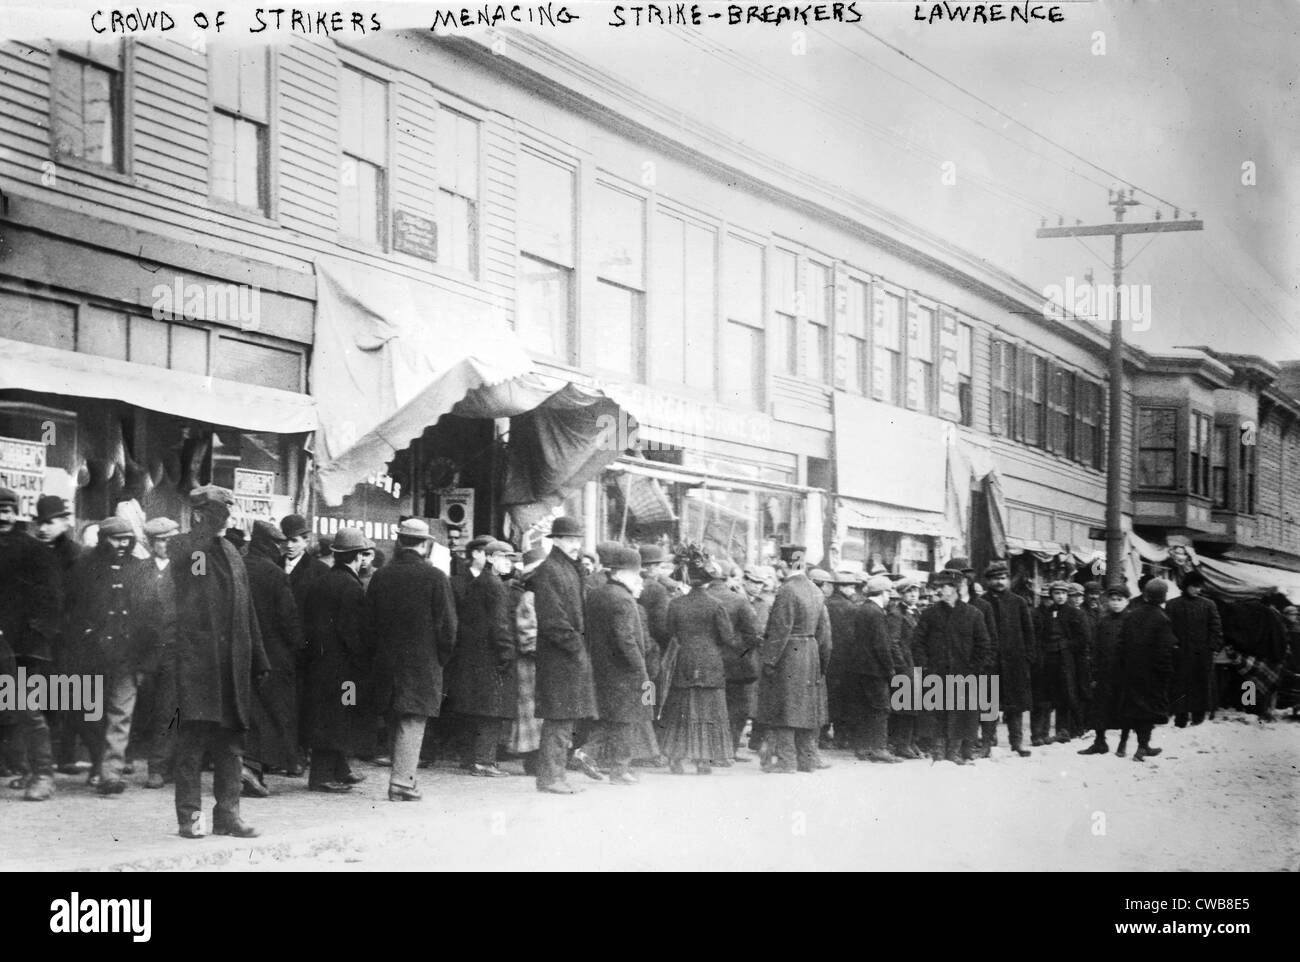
[311,257,537,507]
[0,336,317,434]
[1004,535,1069,560]
[1197,555,1300,604]
[837,496,952,539]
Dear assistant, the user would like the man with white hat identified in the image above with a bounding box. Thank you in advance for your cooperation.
[843,575,903,763]
[134,517,180,789]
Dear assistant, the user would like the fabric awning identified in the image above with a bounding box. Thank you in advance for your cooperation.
[0,336,317,433]
[837,496,952,539]
[1197,556,1300,604]
[311,257,537,507]
[1004,535,1069,560]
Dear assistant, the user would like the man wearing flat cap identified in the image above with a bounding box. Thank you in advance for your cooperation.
[132,517,180,789]
[947,559,1001,759]
[170,485,270,837]
[1112,579,1176,760]
[241,520,304,795]
[281,513,329,772]
[0,486,62,800]
[756,545,833,773]
[1030,580,1089,746]
[585,546,652,784]
[841,575,904,763]
[824,571,862,751]
[636,544,674,722]
[302,526,374,794]
[1167,570,1223,728]
[365,518,458,801]
[1078,583,1130,756]
[447,537,517,777]
[886,577,924,758]
[981,561,1037,757]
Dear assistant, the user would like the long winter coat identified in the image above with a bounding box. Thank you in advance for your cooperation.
[705,582,760,684]
[756,572,831,730]
[824,593,861,689]
[533,546,597,721]
[448,566,517,719]
[1032,603,1090,708]
[130,558,177,677]
[63,546,147,676]
[0,529,61,662]
[587,578,651,723]
[169,532,270,731]
[244,542,304,769]
[303,565,369,749]
[1112,599,1176,726]
[666,587,735,689]
[365,547,458,718]
[913,600,993,678]
[983,588,1038,711]
[1086,608,1126,731]
[1167,593,1223,718]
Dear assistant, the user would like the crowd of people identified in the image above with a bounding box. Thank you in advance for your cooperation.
[1,482,1298,839]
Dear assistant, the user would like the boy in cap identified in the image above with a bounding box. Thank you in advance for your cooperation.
[1112,579,1176,761]
[1078,583,1129,756]
[133,517,180,789]
[1030,581,1089,745]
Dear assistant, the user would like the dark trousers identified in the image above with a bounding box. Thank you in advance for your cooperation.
[888,714,915,751]
[979,718,999,750]
[598,720,633,777]
[309,748,352,786]
[143,655,178,776]
[938,710,979,754]
[463,716,506,766]
[538,719,577,788]
[174,721,243,830]
[1031,651,1074,739]
[725,680,754,752]
[1005,711,1027,748]
[768,726,818,772]
[1134,722,1155,748]
[11,657,55,778]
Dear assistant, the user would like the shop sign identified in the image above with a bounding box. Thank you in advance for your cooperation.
[604,382,772,447]
[233,468,277,529]
[0,435,46,519]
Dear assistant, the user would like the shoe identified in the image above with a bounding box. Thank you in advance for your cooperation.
[86,772,102,788]
[240,771,270,798]
[177,823,204,839]
[765,765,798,774]
[8,775,29,790]
[212,818,260,838]
[307,781,353,793]
[814,757,832,770]
[857,749,902,764]
[978,745,992,759]
[145,773,166,789]
[23,774,54,801]
[284,764,305,778]
[388,783,422,801]
[944,748,968,766]
[1053,733,1071,744]
[1011,745,1032,757]
[1077,742,1109,755]
[97,778,127,795]
[899,745,923,760]
[372,756,392,768]
[1132,746,1162,762]
[669,760,686,775]
[1030,737,1045,747]
[537,780,580,794]
[340,772,367,785]
[121,762,136,775]
[696,763,713,775]
[1174,715,1188,729]
[470,764,510,778]
[609,772,638,786]
[571,750,606,782]
[1115,746,1128,758]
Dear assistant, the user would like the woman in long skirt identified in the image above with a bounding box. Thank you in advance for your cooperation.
[659,558,737,774]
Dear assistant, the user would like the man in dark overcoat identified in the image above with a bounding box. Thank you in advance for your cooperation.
[843,575,902,763]
[1078,583,1129,755]
[170,486,270,838]
[756,545,832,774]
[705,562,760,761]
[532,516,597,794]
[132,517,179,789]
[886,578,923,758]
[637,544,673,721]
[303,526,372,794]
[0,487,62,800]
[911,569,993,765]
[448,537,517,777]
[946,559,1000,758]
[586,546,651,785]
[1112,578,1176,761]
[366,519,457,801]
[1167,570,1223,727]
[823,572,860,751]
[242,520,303,793]
[982,561,1037,757]
[281,513,329,769]
[32,494,85,780]
[1031,581,1089,745]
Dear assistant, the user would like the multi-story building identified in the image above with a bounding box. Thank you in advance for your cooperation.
[1,29,1295,596]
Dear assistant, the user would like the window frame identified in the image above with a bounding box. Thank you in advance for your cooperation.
[515,140,579,366]
[434,101,484,278]
[335,55,395,250]
[49,40,133,179]
[205,43,277,221]
[905,295,937,414]
[586,177,648,381]
[721,229,769,411]
[648,200,719,397]
[1136,405,1181,491]
[871,281,906,407]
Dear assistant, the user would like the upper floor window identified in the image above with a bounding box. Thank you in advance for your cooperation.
[589,183,645,378]
[806,261,832,384]
[52,42,124,171]
[906,303,935,413]
[842,278,869,397]
[339,65,388,245]
[991,339,1014,435]
[1211,424,1230,507]
[773,249,799,378]
[1047,366,1074,457]
[1190,411,1212,498]
[873,290,903,406]
[516,149,575,362]
[956,322,973,426]
[1075,378,1103,470]
[209,46,269,213]
[1138,407,1178,489]
[650,210,715,391]
[1238,430,1257,514]
[437,107,479,273]
[722,234,766,409]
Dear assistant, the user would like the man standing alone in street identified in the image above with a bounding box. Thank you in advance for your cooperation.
[366,519,457,801]
[1112,578,1177,761]
[981,561,1036,758]
[532,516,597,794]
[1167,570,1223,727]
[170,485,270,838]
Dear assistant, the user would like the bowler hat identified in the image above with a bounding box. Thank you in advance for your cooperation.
[550,516,583,539]
[930,569,962,587]
[944,558,975,575]
[281,514,310,540]
[35,495,71,523]
[143,517,179,539]
[1143,578,1169,604]
[638,544,666,566]
[189,484,235,507]
[0,487,17,509]
[332,527,374,553]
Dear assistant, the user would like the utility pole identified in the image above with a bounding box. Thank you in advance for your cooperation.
[1036,190,1203,586]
